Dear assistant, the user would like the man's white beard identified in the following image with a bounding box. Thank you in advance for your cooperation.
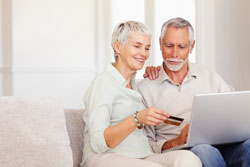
[164,58,188,71]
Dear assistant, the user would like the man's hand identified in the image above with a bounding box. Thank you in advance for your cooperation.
[143,66,161,80]
[162,123,190,151]
[137,107,169,126]
[176,123,189,144]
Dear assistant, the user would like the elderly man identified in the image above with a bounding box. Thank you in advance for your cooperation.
[137,17,250,167]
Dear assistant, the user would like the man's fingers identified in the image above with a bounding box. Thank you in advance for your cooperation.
[145,66,152,80]
[153,67,158,78]
[180,124,190,140]
[183,124,190,131]
[149,67,155,80]
[157,66,161,71]
[144,66,161,80]
[179,132,188,143]
[144,67,150,79]
[155,66,160,78]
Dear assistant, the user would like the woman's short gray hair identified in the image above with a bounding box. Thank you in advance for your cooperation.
[160,17,194,45]
[111,21,151,59]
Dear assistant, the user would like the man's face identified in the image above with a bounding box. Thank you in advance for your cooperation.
[160,26,195,71]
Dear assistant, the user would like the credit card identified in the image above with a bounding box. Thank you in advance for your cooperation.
[164,116,184,126]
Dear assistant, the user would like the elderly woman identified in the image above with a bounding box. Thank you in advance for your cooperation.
[81,21,201,167]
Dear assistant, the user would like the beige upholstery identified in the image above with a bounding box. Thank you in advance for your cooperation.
[0,97,73,167]
[0,96,199,167]
[64,109,85,167]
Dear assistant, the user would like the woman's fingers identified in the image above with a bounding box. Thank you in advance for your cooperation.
[138,107,169,126]
[149,107,169,118]
[146,117,164,126]
[146,107,169,125]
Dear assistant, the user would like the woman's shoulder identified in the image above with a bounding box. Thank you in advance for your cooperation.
[93,71,113,85]
[86,71,114,94]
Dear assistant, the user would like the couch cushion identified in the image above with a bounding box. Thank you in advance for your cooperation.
[64,109,84,167]
[0,97,73,167]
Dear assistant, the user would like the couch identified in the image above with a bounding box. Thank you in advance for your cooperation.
[0,97,85,167]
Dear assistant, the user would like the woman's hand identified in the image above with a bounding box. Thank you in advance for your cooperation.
[143,66,161,80]
[104,107,169,148]
[137,107,169,126]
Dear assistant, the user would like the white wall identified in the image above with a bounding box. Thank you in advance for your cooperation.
[1,0,14,96]
[0,0,2,95]
[111,0,146,78]
[214,0,250,90]
[4,0,249,108]
[196,0,216,68]
[0,0,2,68]
[154,0,196,65]
[196,0,250,90]
[0,0,154,108]
[0,0,97,108]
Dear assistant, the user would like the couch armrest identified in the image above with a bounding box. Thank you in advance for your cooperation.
[64,109,85,167]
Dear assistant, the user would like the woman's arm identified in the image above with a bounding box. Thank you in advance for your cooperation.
[104,115,136,148]
[104,107,169,148]
[86,75,169,151]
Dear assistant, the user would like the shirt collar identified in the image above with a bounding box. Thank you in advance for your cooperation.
[159,61,198,84]
[187,62,198,79]
[106,63,137,88]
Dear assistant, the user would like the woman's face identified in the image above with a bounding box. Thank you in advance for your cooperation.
[117,31,151,71]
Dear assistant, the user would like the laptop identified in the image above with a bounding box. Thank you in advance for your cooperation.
[164,91,250,152]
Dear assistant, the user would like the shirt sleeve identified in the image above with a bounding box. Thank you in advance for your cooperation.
[212,70,235,92]
[84,77,113,153]
[138,82,166,153]
[144,125,167,153]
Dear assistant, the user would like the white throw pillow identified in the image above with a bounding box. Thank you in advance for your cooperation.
[0,97,73,167]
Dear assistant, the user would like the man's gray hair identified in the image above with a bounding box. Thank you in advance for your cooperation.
[160,17,194,45]
[111,21,151,59]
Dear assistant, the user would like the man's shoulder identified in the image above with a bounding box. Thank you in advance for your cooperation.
[137,77,161,95]
[191,63,218,77]
[191,62,234,92]
[138,77,160,88]
[191,62,209,71]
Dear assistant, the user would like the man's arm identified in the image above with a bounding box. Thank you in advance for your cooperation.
[214,71,234,92]
[161,124,189,151]
[144,125,167,153]
[145,122,189,152]
[139,87,166,153]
